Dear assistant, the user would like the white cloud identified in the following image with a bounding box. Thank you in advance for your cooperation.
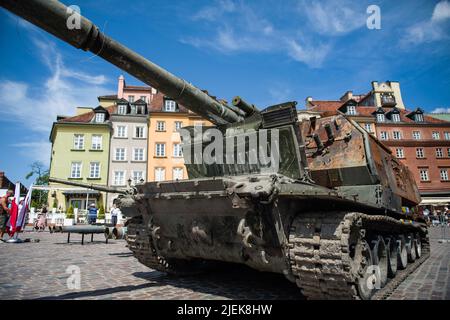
[301,1,367,35]
[11,141,52,166]
[401,1,450,46]
[286,39,331,68]
[431,107,450,113]
[182,0,334,68]
[0,26,111,165]
[432,0,450,22]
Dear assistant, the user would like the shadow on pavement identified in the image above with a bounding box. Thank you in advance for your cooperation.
[37,282,160,300]
[132,262,304,300]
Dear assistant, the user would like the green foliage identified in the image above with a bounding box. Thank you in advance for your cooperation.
[52,198,57,208]
[26,161,50,209]
[66,205,74,219]
[98,204,105,220]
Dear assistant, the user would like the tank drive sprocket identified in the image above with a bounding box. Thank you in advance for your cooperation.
[126,217,209,276]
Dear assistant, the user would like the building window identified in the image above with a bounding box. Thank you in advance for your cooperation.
[174,121,183,131]
[164,100,176,112]
[113,171,125,186]
[376,113,385,122]
[347,105,356,115]
[395,148,404,158]
[156,121,166,132]
[128,95,134,103]
[73,134,84,150]
[116,125,127,138]
[173,143,183,157]
[132,171,144,184]
[135,126,145,138]
[364,123,372,132]
[444,132,450,140]
[155,168,165,182]
[415,113,424,122]
[392,131,402,140]
[392,113,400,122]
[380,131,388,140]
[448,148,450,157]
[115,148,126,161]
[140,96,146,102]
[133,148,145,161]
[89,162,100,178]
[155,143,166,157]
[118,105,127,114]
[173,168,183,180]
[419,169,429,182]
[432,131,440,140]
[70,162,82,178]
[416,148,425,158]
[440,169,449,181]
[436,148,444,158]
[95,113,105,123]
[91,135,102,150]
[412,131,421,140]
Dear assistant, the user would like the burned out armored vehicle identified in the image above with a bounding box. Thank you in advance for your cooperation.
[1,0,429,300]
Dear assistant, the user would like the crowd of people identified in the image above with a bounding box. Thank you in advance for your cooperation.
[1,190,123,241]
[422,207,450,227]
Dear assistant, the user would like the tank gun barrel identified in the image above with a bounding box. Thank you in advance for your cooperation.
[49,177,127,194]
[0,0,244,126]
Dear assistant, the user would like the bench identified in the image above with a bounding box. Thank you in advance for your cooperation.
[61,225,108,245]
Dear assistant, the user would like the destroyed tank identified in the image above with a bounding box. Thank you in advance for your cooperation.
[2,0,429,300]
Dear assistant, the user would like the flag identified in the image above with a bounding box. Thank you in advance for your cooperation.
[8,183,20,236]
[16,185,32,232]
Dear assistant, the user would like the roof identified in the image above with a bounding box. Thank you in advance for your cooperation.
[59,105,116,123]
[98,94,118,100]
[148,92,189,113]
[308,100,449,124]
[124,85,152,91]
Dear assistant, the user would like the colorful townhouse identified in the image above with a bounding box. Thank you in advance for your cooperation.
[48,106,113,211]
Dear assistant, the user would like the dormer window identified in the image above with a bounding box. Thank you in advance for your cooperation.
[164,100,176,112]
[376,113,385,122]
[347,105,356,115]
[415,113,424,122]
[118,105,127,115]
[95,113,105,123]
[392,113,400,122]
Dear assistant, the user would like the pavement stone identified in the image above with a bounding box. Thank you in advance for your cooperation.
[0,226,448,300]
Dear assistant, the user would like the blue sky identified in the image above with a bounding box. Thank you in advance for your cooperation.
[0,0,449,183]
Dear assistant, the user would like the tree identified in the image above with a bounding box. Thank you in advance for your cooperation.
[25,161,49,209]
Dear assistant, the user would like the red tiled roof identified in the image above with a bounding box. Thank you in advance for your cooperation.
[308,99,449,124]
[124,85,152,91]
[59,105,116,123]
[148,92,189,113]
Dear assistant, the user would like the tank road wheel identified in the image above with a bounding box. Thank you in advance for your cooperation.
[370,236,388,289]
[415,233,422,258]
[385,236,398,278]
[352,239,375,300]
[396,235,408,270]
[406,233,417,263]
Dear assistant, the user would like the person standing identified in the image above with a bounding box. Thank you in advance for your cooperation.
[87,203,98,225]
[0,190,13,240]
[110,203,120,227]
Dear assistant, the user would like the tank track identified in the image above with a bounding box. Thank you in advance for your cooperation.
[288,212,430,300]
[125,217,209,276]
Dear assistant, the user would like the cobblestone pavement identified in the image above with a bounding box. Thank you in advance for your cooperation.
[0,226,448,300]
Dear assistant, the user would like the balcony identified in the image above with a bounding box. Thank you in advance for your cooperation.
[381,95,396,107]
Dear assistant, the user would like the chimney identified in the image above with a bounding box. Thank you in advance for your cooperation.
[340,91,353,102]
[305,96,313,108]
[117,75,125,99]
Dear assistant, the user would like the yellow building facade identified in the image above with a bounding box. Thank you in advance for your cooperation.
[147,92,212,181]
